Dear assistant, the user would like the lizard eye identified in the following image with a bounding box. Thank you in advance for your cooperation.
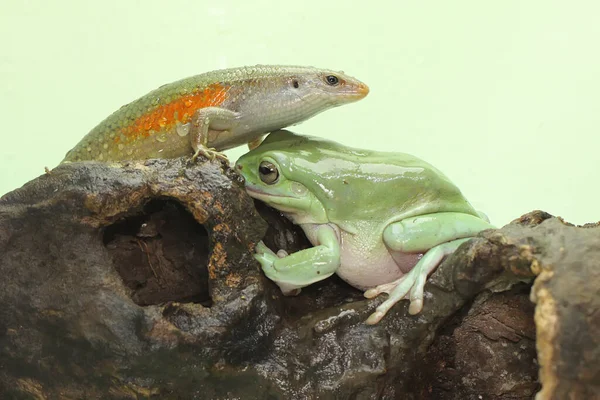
[259,161,279,184]
[325,75,339,86]
[292,79,299,89]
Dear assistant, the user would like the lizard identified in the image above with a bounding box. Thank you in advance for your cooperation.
[61,65,369,164]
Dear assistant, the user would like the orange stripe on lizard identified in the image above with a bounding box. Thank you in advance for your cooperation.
[119,83,229,141]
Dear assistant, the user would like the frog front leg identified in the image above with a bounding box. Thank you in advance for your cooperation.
[365,212,494,325]
[190,107,241,161]
[254,225,341,295]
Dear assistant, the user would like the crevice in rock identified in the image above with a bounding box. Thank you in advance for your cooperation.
[103,198,211,307]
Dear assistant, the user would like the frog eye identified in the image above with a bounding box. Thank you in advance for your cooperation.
[325,75,339,86]
[259,161,279,184]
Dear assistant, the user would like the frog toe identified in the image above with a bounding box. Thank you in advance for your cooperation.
[365,310,386,325]
[364,276,408,299]
[364,283,392,299]
[407,272,428,314]
[253,253,276,274]
[255,241,275,256]
[408,298,423,315]
[365,285,412,325]
[276,249,289,258]
[366,292,404,325]
[253,252,267,265]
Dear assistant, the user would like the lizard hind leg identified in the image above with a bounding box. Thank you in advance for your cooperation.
[190,107,240,162]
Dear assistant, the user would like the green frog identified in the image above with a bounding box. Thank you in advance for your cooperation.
[235,130,494,324]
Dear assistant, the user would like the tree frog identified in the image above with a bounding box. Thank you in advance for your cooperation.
[235,130,494,324]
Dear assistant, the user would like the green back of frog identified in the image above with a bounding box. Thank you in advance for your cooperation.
[255,130,479,224]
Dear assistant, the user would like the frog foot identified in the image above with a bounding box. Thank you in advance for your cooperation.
[364,239,469,325]
[254,241,279,272]
[254,242,300,296]
[364,270,425,325]
[192,146,229,163]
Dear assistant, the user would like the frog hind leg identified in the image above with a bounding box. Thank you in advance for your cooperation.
[365,212,494,325]
[476,210,491,223]
[364,238,469,325]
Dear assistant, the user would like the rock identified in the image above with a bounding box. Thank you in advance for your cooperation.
[0,157,597,399]
[414,285,539,399]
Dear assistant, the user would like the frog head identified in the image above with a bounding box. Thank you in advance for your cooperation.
[235,131,331,225]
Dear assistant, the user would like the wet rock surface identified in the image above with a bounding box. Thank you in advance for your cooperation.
[0,158,597,399]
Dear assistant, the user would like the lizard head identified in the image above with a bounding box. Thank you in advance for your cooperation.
[289,68,370,106]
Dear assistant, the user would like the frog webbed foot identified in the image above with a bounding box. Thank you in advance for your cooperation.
[254,241,302,296]
[364,273,419,325]
[364,238,471,325]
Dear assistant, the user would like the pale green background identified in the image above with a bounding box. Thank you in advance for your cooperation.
[1,1,598,226]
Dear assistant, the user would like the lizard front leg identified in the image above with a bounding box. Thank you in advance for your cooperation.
[190,107,240,162]
[247,135,265,151]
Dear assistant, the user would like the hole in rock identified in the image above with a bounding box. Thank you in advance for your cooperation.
[103,199,211,307]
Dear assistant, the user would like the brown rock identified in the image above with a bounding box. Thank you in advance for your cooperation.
[0,156,597,399]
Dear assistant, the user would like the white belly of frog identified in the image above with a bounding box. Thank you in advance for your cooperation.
[337,231,420,291]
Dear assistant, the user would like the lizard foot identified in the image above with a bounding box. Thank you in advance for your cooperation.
[192,146,229,163]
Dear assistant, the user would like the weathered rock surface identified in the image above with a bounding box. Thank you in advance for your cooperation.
[0,157,597,399]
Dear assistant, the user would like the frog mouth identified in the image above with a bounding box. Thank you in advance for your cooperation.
[245,185,292,200]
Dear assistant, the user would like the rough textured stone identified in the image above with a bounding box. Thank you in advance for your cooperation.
[0,158,597,400]
[414,285,539,399]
